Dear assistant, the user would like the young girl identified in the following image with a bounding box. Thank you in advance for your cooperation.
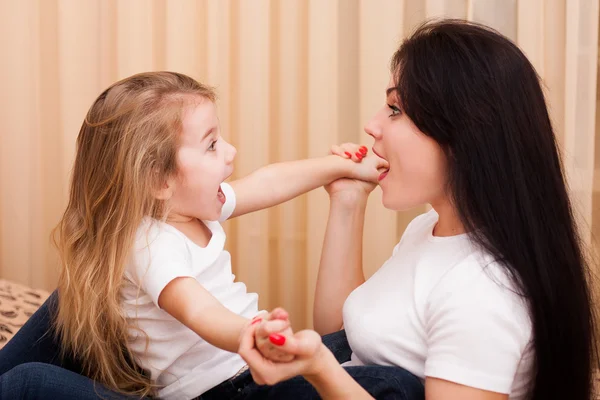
[51,71,386,399]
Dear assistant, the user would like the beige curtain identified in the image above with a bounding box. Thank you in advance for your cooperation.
[0,0,598,330]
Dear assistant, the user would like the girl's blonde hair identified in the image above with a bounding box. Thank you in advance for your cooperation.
[52,71,216,397]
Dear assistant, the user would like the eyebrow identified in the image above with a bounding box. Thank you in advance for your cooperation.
[386,87,397,97]
[201,127,216,142]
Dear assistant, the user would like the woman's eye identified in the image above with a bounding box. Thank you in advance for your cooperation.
[208,140,217,151]
[387,104,401,117]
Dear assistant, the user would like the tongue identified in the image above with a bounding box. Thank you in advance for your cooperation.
[217,186,226,203]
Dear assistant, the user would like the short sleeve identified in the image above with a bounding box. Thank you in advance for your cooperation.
[218,182,236,222]
[129,228,195,307]
[424,261,531,394]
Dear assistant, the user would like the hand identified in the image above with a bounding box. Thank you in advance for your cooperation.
[239,322,329,386]
[253,308,295,363]
[328,143,389,198]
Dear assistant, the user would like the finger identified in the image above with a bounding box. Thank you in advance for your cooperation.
[250,310,269,325]
[345,143,367,162]
[239,321,258,354]
[330,144,349,158]
[239,329,274,377]
[374,156,389,170]
[256,319,290,337]
[269,307,289,321]
[270,349,295,362]
[268,330,322,357]
[258,339,296,362]
[340,142,366,155]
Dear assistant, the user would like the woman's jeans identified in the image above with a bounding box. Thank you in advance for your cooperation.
[0,291,424,399]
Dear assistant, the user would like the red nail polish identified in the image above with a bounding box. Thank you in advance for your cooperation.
[269,334,286,346]
[251,318,262,325]
[355,152,362,159]
[359,146,367,154]
[344,152,352,158]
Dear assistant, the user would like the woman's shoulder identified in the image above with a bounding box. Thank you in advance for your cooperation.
[429,252,531,333]
[434,252,523,299]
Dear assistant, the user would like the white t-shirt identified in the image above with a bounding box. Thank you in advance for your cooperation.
[342,210,534,399]
[121,183,259,400]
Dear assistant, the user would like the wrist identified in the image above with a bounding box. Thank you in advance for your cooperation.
[329,190,369,208]
[303,343,336,382]
[325,154,354,180]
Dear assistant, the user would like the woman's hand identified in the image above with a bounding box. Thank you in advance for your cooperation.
[239,316,375,399]
[328,143,388,200]
[239,318,328,386]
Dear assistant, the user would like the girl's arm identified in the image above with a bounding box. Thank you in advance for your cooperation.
[158,277,288,353]
[228,152,384,219]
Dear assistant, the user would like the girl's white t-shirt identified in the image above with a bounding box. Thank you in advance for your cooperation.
[342,210,534,400]
[121,183,259,400]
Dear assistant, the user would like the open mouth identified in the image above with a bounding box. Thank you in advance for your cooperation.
[378,169,389,181]
[217,185,226,204]
[372,147,389,181]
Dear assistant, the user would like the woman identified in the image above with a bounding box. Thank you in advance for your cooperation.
[243,19,598,400]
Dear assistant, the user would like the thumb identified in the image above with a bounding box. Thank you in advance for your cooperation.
[275,330,322,357]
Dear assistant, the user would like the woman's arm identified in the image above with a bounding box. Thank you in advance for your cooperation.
[426,378,508,400]
[313,189,368,335]
[239,322,374,400]
[303,349,374,400]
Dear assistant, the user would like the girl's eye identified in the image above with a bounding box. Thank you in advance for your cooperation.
[387,104,401,117]
[208,140,217,151]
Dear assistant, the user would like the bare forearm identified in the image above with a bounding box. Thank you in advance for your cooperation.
[229,155,353,218]
[185,304,249,353]
[159,278,249,353]
[314,194,367,334]
[305,345,374,400]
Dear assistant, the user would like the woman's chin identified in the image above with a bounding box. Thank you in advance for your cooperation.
[381,192,421,212]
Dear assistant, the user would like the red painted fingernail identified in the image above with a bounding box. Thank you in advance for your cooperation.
[355,152,363,159]
[344,152,352,158]
[269,334,286,346]
[359,146,367,154]
[251,318,262,325]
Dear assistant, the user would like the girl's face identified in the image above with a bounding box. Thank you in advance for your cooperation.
[365,79,448,211]
[165,99,237,221]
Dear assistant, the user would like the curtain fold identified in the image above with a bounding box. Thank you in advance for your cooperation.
[0,0,597,330]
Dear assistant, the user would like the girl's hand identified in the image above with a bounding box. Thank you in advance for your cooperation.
[253,308,295,363]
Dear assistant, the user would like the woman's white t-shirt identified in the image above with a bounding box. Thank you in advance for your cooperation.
[343,210,534,399]
[121,183,259,400]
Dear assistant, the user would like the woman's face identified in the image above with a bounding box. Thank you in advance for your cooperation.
[365,79,448,211]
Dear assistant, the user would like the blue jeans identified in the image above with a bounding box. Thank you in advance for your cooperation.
[0,291,424,399]
[199,329,424,400]
[0,363,136,400]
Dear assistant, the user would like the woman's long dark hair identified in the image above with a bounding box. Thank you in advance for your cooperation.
[392,20,598,399]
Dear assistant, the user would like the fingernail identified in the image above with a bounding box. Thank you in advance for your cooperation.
[355,152,363,159]
[359,146,368,154]
[269,334,286,346]
[344,152,352,158]
[251,318,262,325]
